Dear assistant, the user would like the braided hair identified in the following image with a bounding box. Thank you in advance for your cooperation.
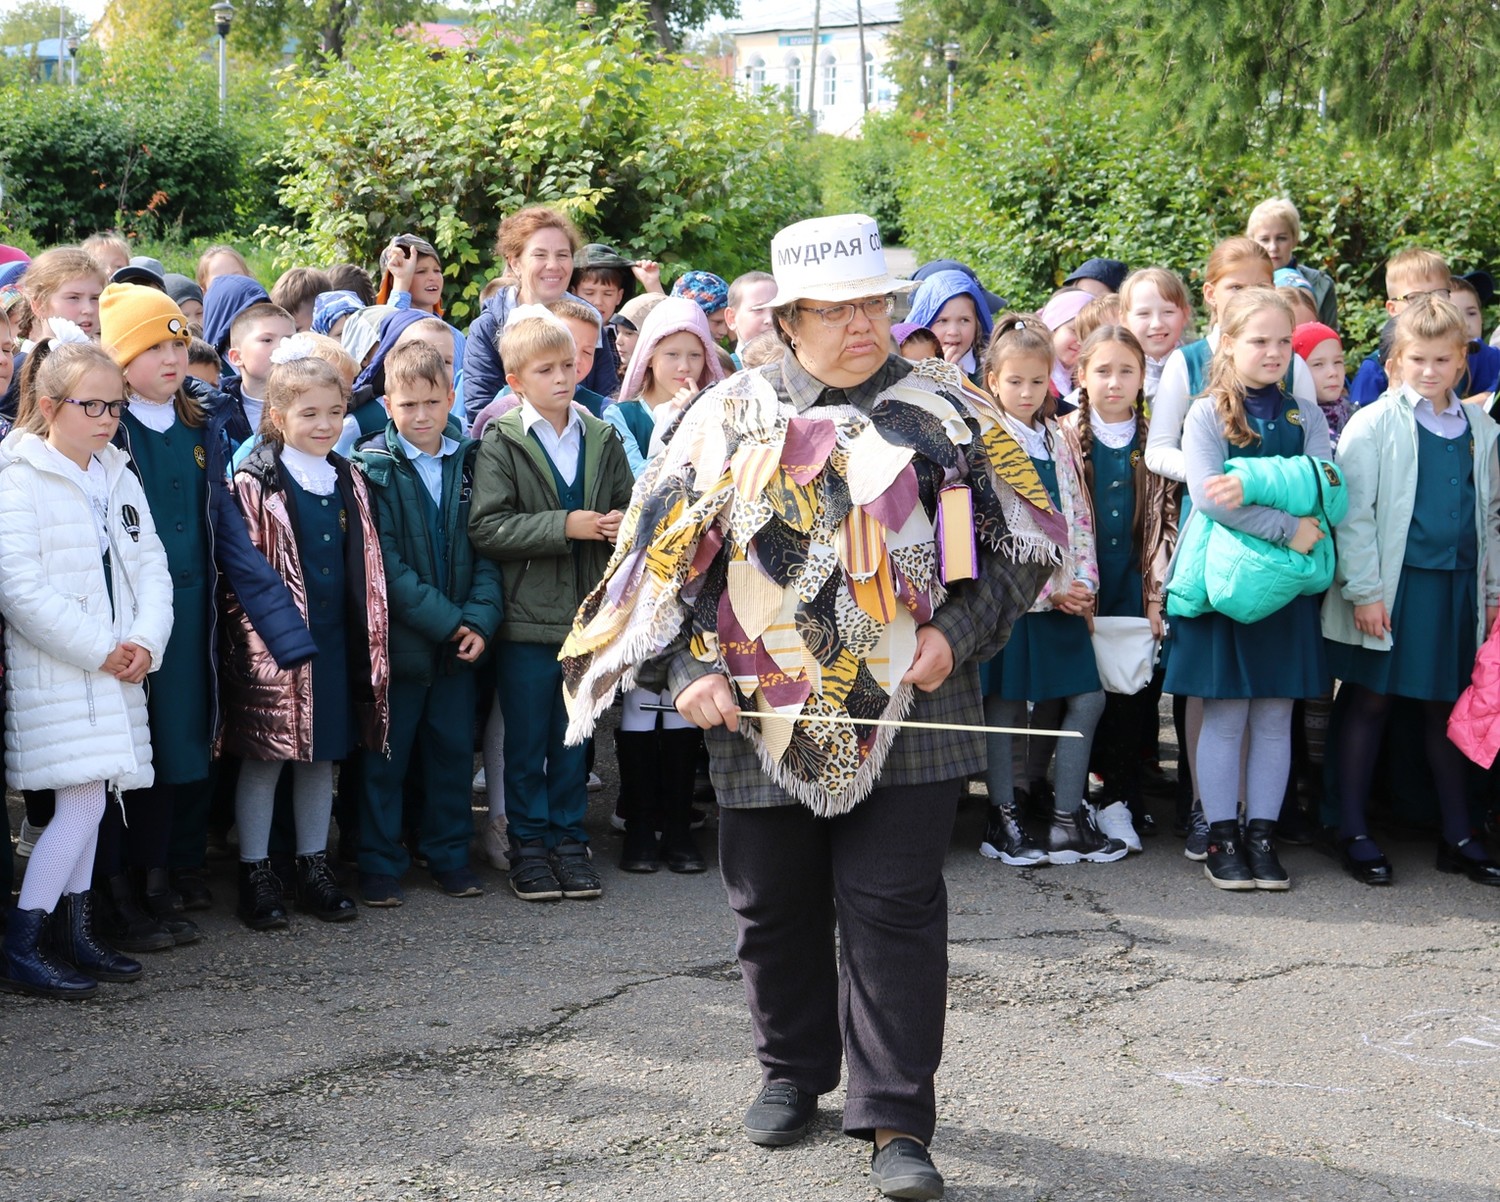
[1074,325,1152,554]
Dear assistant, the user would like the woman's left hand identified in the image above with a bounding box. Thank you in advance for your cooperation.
[1204,473,1244,509]
[901,626,954,693]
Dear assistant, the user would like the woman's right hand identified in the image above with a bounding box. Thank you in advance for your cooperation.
[1354,601,1391,638]
[385,238,416,292]
[675,673,739,731]
[1290,516,1324,554]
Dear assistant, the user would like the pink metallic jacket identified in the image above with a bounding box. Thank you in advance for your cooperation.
[218,442,390,761]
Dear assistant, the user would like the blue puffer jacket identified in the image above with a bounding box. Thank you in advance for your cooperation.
[1166,455,1348,624]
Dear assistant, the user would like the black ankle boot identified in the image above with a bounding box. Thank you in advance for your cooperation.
[238,859,289,930]
[660,822,707,873]
[96,874,176,952]
[169,868,214,912]
[0,907,97,999]
[1244,819,1291,890]
[619,821,660,872]
[294,852,357,922]
[1204,820,1255,890]
[53,893,142,982]
[141,868,202,946]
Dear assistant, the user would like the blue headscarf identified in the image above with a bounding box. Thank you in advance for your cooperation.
[351,307,434,406]
[312,290,364,336]
[905,269,996,346]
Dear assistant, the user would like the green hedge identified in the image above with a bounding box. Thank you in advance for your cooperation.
[265,11,820,321]
[846,71,1500,353]
[0,72,275,245]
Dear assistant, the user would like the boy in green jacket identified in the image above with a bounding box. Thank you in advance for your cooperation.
[352,340,504,906]
[468,308,635,902]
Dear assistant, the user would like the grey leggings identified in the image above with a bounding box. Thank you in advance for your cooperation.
[984,691,1106,812]
[1196,698,1293,825]
[235,759,335,862]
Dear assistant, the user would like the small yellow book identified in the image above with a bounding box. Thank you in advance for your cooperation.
[937,485,977,583]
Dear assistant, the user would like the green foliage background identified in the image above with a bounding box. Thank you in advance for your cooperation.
[264,9,816,320]
[831,70,1500,352]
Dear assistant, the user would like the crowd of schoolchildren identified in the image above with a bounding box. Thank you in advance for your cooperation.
[0,193,1499,1003]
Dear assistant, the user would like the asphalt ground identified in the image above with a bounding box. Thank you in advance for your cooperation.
[2,709,1498,1202]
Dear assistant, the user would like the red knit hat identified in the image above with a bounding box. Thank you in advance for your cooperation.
[1292,321,1340,363]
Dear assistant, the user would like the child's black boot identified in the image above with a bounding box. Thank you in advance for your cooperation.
[615,730,660,872]
[1204,820,1255,890]
[294,852,358,922]
[139,868,202,946]
[658,728,706,874]
[97,873,175,952]
[1244,818,1291,890]
[53,892,142,982]
[237,859,290,930]
[0,907,97,999]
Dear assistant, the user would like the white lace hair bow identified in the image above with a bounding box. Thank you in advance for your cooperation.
[48,318,91,346]
[508,303,568,330]
[269,333,317,365]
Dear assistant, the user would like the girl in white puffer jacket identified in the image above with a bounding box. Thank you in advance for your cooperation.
[0,337,172,1000]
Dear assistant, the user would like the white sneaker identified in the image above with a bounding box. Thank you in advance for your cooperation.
[480,822,509,871]
[1093,801,1143,853]
[587,772,603,793]
[472,767,487,793]
[15,818,44,859]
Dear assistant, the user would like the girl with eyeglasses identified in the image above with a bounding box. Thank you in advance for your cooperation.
[0,338,173,999]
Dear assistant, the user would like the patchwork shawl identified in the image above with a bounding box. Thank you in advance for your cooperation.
[560,358,1067,815]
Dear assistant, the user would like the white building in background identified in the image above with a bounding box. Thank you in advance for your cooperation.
[730,0,900,137]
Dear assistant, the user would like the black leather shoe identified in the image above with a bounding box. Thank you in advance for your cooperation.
[169,869,214,912]
[619,823,660,873]
[870,1137,945,1200]
[660,825,707,874]
[97,874,176,952]
[743,1082,817,1147]
[1342,837,1393,886]
[1436,839,1500,886]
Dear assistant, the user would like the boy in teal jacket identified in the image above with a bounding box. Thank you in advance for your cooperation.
[468,308,635,903]
[352,340,503,906]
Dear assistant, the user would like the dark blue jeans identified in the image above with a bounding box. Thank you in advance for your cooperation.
[494,641,587,848]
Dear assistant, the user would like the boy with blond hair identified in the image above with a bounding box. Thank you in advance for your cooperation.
[1349,248,1500,404]
[468,309,633,902]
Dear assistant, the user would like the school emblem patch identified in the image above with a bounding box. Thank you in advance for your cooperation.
[194,445,207,469]
[1286,408,1303,426]
[339,508,347,532]
[1130,449,1142,468]
[1321,462,1341,487]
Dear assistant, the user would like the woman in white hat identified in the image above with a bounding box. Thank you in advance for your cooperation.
[559,215,1061,1199]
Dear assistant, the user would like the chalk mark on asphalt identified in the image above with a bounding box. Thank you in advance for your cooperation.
[1361,1009,1500,1067]
[1435,1112,1500,1136]
[1158,1068,1366,1094]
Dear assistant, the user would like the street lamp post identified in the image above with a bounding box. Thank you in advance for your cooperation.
[211,1,234,124]
[575,0,596,28]
[944,41,959,116]
[66,35,78,86]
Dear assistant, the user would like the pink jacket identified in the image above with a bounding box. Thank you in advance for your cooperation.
[1448,623,1500,767]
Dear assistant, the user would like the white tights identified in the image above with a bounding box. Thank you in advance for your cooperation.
[17,781,107,913]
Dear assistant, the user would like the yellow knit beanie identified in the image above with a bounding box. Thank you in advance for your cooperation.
[99,282,189,367]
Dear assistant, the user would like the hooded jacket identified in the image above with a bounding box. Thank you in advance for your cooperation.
[219,440,390,761]
[905,269,996,378]
[352,419,504,684]
[0,432,173,791]
[201,274,271,368]
[607,296,727,476]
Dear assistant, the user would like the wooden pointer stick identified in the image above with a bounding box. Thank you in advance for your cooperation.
[639,702,1083,738]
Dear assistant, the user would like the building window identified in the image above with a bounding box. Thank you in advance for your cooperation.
[865,52,875,101]
[748,55,765,94]
[786,54,801,105]
[822,53,838,107]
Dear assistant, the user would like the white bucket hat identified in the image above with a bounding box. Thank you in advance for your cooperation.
[753,213,915,310]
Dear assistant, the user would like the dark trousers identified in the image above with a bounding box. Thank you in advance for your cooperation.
[95,781,194,880]
[718,779,961,1143]
[495,640,586,848]
[359,673,476,876]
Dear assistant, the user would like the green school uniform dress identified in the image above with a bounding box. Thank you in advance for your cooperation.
[120,409,212,785]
